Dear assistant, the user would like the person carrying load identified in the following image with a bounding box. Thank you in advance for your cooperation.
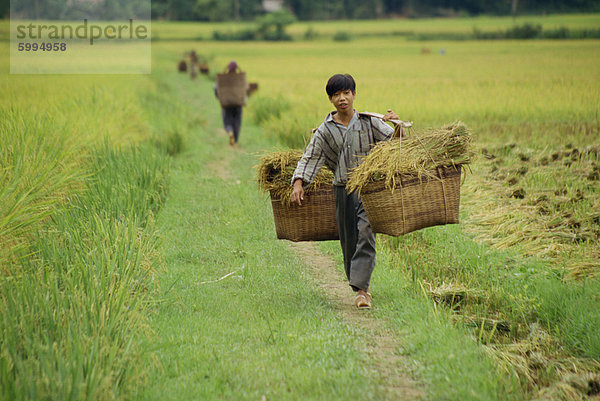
[290,73,399,309]
[215,61,246,147]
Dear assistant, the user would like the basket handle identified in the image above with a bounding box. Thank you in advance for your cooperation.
[437,166,449,224]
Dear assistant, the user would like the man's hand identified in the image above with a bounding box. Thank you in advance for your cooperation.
[382,109,399,122]
[291,179,305,206]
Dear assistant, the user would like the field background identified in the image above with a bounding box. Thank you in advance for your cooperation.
[1,13,600,401]
[152,13,600,39]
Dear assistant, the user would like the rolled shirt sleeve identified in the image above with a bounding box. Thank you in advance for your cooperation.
[292,132,327,187]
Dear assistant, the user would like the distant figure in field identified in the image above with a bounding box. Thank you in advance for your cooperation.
[215,61,246,147]
[189,50,199,79]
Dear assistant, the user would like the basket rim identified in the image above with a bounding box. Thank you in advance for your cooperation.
[360,165,462,196]
[269,186,334,201]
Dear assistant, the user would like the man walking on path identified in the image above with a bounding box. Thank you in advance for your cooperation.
[290,73,399,309]
[215,61,244,147]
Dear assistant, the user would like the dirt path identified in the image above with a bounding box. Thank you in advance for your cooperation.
[289,241,424,400]
[206,137,235,180]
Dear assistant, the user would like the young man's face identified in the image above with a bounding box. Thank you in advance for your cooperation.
[329,89,356,113]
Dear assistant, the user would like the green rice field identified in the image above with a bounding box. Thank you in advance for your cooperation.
[1,13,600,401]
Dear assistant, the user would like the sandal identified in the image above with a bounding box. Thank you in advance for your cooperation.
[355,290,372,309]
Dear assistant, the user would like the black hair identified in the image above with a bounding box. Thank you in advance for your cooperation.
[325,74,356,97]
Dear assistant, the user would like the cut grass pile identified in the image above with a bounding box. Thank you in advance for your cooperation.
[256,149,334,205]
[346,122,473,194]
[378,226,600,401]
[422,280,600,400]
[464,141,600,279]
[484,323,600,400]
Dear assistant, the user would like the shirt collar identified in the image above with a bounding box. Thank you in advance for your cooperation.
[326,109,359,128]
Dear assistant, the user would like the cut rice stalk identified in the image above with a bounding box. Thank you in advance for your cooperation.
[255,149,334,206]
[347,122,473,194]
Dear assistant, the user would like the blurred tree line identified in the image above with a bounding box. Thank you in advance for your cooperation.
[285,0,600,20]
[1,0,598,20]
[153,0,599,21]
[3,0,149,19]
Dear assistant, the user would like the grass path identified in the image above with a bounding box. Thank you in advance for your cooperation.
[290,242,423,400]
[135,71,423,400]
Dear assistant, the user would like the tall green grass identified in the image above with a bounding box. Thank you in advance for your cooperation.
[0,44,179,399]
[0,72,155,262]
[0,143,170,400]
[249,94,290,125]
[0,110,80,267]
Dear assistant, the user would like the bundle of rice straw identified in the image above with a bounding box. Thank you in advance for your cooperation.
[347,122,473,194]
[256,150,334,206]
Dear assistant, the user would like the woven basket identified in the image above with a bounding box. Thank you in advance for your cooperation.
[270,187,338,242]
[216,72,247,107]
[360,165,461,236]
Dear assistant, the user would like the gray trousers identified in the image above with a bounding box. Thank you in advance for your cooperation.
[334,185,376,292]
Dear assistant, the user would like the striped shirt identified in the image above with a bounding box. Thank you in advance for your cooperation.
[292,110,395,186]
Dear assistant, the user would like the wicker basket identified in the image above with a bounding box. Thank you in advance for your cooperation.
[270,187,338,242]
[360,165,462,236]
[216,72,247,107]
